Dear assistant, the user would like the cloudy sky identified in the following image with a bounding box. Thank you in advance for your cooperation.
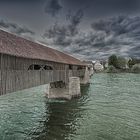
[0,0,140,60]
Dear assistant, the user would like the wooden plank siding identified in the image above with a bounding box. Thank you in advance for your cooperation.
[0,53,85,95]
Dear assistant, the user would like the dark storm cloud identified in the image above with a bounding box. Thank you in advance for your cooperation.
[0,19,35,37]
[91,15,140,39]
[0,0,139,59]
[43,9,84,46]
[41,0,140,59]
[42,15,140,59]
[67,9,84,36]
[45,0,62,16]
[64,0,140,15]
[94,16,139,37]
[74,15,140,59]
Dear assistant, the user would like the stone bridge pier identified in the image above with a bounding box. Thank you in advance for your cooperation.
[46,77,81,100]
[80,67,90,85]
[46,67,91,100]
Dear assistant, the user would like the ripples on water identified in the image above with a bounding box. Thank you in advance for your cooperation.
[0,73,140,140]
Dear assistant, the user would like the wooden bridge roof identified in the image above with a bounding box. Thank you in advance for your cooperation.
[0,29,85,66]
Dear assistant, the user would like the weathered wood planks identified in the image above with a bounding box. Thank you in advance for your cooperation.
[0,54,85,95]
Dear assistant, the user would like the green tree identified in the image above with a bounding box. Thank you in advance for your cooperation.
[117,57,127,69]
[108,55,118,68]
[107,65,118,73]
[128,58,140,68]
[131,64,140,73]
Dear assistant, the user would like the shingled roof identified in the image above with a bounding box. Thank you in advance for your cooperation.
[0,29,84,66]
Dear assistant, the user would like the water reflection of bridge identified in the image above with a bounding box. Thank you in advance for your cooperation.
[30,85,90,140]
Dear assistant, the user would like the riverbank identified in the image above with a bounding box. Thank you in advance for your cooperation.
[104,65,140,74]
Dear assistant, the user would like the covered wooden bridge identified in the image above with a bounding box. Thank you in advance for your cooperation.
[0,30,91,99]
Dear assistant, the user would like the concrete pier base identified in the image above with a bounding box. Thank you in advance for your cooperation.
[46,77,81,100]
[69,77,81,98]
[89,68,94,77]
[80,67,90,85]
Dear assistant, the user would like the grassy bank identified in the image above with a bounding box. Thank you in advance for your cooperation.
[104,65,140,74]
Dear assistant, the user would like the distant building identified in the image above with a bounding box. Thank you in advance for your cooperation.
[102,60,109,69]
[94,61,104,72]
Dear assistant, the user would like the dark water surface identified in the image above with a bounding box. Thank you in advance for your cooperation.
[0,73,140,140]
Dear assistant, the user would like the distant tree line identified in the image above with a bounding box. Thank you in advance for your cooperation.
[128,58,140,68]
[107,55,140,73]
[108,55,127,69]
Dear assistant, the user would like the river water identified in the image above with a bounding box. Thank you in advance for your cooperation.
[0,73,140,140]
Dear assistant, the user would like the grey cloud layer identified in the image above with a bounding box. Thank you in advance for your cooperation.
[0,0,139,60]
[43,9,84,45]
[0,19,35,39]
[48,0,140,18]
[43,15,140,60]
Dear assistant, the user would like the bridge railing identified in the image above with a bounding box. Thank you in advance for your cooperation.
[0,69,85,95]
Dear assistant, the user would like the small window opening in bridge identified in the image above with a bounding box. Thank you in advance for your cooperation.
[34,65,41,70]
[43,65,53,70]
[28,64,53,71]
[69,65,73,70]
[28,64,41,70]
